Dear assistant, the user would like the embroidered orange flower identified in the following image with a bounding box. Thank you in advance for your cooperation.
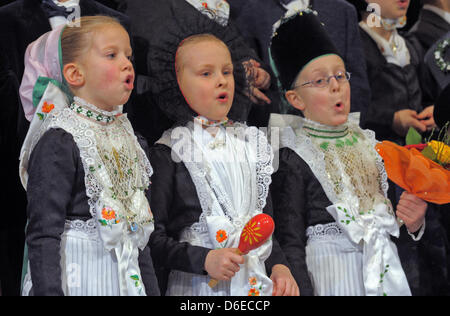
[249,277,257,286]
[248,288,260,296]
[216,230,227,243]
[202,2,208,8]
[42,101,55,113]
[101,207,116,220]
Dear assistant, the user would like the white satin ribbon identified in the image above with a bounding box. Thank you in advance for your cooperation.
[96,194,154,296]
[206,215,273,296]
[327,202,411,296]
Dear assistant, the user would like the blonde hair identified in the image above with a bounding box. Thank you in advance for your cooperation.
[61,15,125,65]
[175,33,228,72]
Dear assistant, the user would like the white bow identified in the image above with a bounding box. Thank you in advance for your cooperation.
[327,202,411,296]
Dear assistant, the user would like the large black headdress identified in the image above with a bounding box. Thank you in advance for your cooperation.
[269,9,341,91]
[148,5,251,123]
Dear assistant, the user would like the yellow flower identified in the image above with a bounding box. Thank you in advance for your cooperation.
[428,141,450,165]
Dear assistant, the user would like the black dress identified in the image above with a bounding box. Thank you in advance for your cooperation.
[272,146,450,296]
[409,8,450,53]
[270,147,333,296]
[25,128,159,296]
[149,142,290,295]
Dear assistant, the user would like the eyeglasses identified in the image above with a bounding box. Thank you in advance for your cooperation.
[294,71,351,89]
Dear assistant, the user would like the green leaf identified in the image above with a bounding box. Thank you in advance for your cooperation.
[406,127,422,145]
[421,146,438,161]
[130,275,140,281]
[98,219,108,226]
[37,113,45,120]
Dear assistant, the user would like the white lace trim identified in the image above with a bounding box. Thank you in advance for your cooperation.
[306,222,345,241]
[25,100,153,239]
[65,218,98,237]
[157,122,273,238]
[279,117,389,205]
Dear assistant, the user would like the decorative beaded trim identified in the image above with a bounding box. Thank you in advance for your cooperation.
[69,102,116,123]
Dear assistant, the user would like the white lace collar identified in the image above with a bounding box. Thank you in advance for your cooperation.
[184,0,230,26]
[360,21,411,67]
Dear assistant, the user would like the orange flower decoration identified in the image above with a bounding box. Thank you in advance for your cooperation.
[376,141,450,204]
[248,288,260,296]
[202,2,208,8]
[216,230,228,243]
[249,277,257,286]
[42,101,55,113]
[101,207,116,220]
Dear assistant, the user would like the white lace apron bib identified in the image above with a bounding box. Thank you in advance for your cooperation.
[20,83,154,296]
[270,114,411,296]
[157,121,274,296]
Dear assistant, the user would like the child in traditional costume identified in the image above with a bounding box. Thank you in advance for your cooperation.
[148,14,298,296]
[19,16,158,296]
[268,9,428,296]
[358,0,437,144]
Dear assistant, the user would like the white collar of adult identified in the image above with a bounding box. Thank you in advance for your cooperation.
[184,0,230,26]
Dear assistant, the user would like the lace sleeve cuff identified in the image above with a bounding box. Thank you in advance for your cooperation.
[407,219,426,241]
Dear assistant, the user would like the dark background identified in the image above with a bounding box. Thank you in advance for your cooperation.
[0,0,426,30]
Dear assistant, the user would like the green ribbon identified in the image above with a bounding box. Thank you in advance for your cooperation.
[32,76,72,108]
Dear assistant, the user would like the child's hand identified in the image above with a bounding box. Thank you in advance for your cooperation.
[393,109,427,136]
[417,105,437,131]
[205,248,244,281]
[396,191,427,233]
[270,264,300,296]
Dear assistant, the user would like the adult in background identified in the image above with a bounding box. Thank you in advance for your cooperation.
[123,0,274,145]
[409,0,450,53]
[227,0,371,115]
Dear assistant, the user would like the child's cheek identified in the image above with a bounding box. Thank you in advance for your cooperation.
[100,66,119,88]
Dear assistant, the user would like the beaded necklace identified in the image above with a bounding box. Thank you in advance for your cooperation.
[69,96,121,124]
